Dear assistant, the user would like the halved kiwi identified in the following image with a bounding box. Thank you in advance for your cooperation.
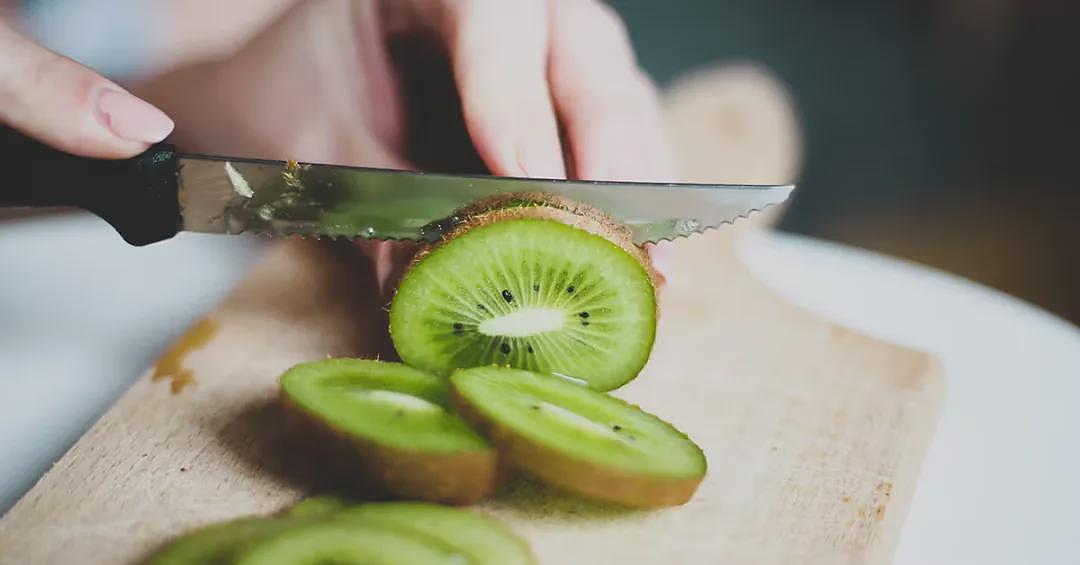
[390,194,658,391]
[280,359,499,505]
[450,366,707,508]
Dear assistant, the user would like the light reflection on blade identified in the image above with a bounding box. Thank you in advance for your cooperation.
[176,155,795,244]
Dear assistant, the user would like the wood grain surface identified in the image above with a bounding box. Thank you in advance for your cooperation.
[0,64,944,565]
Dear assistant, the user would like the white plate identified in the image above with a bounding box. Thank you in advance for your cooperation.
[1,213,1077,563]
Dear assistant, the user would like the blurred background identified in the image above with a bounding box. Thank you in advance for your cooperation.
[3,0,1078,324]
[610,0,1079,324]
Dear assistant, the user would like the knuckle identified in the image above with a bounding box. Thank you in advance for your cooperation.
[28,50,98,107]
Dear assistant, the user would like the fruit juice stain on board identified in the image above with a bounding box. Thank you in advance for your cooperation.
[151,318,219,394]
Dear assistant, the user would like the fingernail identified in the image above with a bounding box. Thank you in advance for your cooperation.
[97,87,174,143]
[516,139,566,179]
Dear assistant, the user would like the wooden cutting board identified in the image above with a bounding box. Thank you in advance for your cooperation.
[0,64,944,565]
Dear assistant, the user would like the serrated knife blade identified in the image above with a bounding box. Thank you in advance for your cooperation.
[177,154,795,245]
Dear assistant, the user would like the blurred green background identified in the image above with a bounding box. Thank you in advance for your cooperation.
[612,0,1079,324]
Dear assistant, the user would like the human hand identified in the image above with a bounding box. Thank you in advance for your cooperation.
[135,0,673,285]
[383,0,676,182]
[0,18,174,159]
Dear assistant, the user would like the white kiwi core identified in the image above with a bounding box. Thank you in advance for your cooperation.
[535,401,621,440]
[478,307,565,338]
[345,389,443,414]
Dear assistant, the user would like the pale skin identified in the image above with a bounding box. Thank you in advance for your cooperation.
[0,0,674,286]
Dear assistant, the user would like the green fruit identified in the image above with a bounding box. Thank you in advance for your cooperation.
[450,366,707,508]
[390,204,658,391]
[146,517,302,565]
[232,521,462,565]
[150,501,534,565]
[280,359,499,504]
[149,498,351,565]
[333,502,535,565]
[283,495,350,519]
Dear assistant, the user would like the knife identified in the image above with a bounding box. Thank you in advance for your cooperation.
[0,126,794,246]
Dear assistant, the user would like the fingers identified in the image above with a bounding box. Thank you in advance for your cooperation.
[548,0,674,182]
[644,241,671,289]
[442,0,565,178]
[0,19,173,159]
[546,0,676,285]
[355,239,421,302]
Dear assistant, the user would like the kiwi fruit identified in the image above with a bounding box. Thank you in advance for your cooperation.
[148,498,352,564]
[283,495,350,519]
[447,192,652,269]
[332,502,535,565]
[231,521,462,565]
[152,499,534,565]
[145,516,309,565]
[449,366,707,508]
[390,193,658,391]
[280,359,499,505]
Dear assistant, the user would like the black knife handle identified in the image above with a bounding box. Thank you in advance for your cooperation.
[0,125,182,246]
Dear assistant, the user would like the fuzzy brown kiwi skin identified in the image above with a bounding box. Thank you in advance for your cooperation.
[447,381,704,509]
[280,394,509,506]
[409,192,662,297]
[452,191,630,238]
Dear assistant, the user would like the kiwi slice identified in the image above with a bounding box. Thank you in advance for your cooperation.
[447,192,647,262]
[146,516,307,565]
[390,195,658,391]
[450,366,707,508]
[283,495,350,519]
[333,502,536,565]
[148,498,350,565]
[150,500,533,565]
[280,359,499,504]
[232,521,462,565]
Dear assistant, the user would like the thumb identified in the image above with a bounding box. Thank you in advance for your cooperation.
[0,19,173,159]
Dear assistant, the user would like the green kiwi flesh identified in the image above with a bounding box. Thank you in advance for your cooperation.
[232,521,459,565]
[145,516,310,565]
[280,359,498,504]
[283,495,350,519]
[450,366,707,508]
[288,497,534,563]
[390,213,657,391]
[151,500,533,565]
[332,502,535,565]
